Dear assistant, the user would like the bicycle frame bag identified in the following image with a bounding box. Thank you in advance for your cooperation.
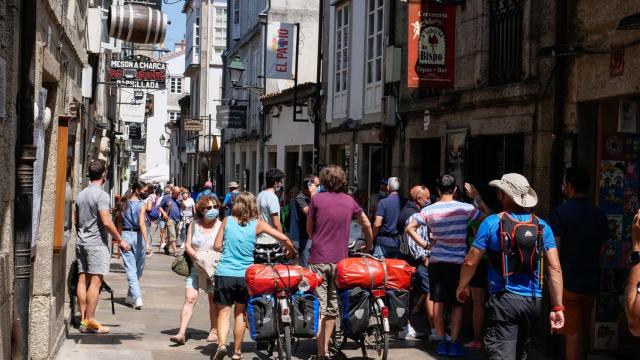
[339,287,371,336]
[488,212,544,287]
[247,295,277,341]
[386,289,410,331]
[291,293,320,338]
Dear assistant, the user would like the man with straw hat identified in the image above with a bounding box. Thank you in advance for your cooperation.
[456,173,565,360]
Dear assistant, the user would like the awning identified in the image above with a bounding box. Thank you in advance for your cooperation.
[139,164,170,183]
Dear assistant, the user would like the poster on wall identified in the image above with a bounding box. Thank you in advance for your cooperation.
[407,0,456,88]
[446,129,466,187]
[265,22,295,79]
[599,160,624,214]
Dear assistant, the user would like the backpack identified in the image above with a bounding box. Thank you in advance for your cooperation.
[291,293,320,338]
[147,199,161,221]
[247,295,277,341]
[489,213,544,287]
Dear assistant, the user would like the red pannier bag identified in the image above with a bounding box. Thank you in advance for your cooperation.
[245,264,324,296]
[385,259,415,290]
[336,257,386,290]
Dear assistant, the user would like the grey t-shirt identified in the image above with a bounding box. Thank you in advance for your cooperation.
[76,184,111,246]
[257,190,280,227]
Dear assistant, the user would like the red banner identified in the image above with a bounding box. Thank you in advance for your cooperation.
[407,1,456,88]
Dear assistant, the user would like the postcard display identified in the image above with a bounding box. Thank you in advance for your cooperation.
[595,134,639,350]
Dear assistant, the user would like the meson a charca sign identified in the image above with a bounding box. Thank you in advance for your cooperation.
[109,55,166,90]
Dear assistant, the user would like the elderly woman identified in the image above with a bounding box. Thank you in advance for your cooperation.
[170,196,222,345]
[211,192,296,360]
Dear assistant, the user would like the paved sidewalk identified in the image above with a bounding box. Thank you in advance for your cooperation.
[56,243,450,360]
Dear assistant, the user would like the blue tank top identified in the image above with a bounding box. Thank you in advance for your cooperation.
[215,217,257,277]
[123,200,144,230]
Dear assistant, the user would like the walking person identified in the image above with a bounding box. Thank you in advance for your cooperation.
[256,168,285,244]
[397,185,432,340]
[119,181,152,309]
[197,180,218,202]
[306,165,373,360]
[75,160,131,334]
[180,189,196,247]
[159,186,171,250]
[290,174,320,266]
[159,186,183,256]
[170,195,223,345]
[222,182,240,215]
[405,174,489,356]
[143,189,159,255]
[457,173,565,360]
[211,192,296,360]
[372,176,405,259]
[550,167,607,359]
[627,210,640,336]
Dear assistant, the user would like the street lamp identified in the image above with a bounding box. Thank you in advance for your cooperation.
[618,13,640,30]
[159,133,170,147]
[228,56,245,86]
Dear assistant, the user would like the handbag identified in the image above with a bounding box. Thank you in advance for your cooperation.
[171,253,192,277]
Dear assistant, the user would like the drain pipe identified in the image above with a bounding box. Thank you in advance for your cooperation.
[313,0,324,172]
[258,0,271,188]
[13,0,36,357]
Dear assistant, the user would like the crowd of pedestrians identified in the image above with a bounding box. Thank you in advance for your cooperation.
[73,159,640,359]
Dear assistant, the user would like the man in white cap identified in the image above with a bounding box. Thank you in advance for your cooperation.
[456,173,565,360]
[222,181,240,215]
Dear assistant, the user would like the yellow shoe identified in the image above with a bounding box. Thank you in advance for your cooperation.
[86,320,110,334]
[79,320,88,333]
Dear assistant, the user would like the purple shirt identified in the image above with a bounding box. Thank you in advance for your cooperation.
[308,192,363,264]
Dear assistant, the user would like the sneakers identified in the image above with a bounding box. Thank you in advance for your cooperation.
[124,296,135,306]
[212,345,228,360]
[78,320,88,333]
[436,340,449,356]
[429,329,451,342]
[464,339,483,350]
[85,320,110,334]
[134,297,144,309]
[448,341,466,357]
[398,324,424,340]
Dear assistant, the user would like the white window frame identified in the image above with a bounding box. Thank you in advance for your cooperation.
[364,0,384,114]
[334,4,349,95]
[170,77,183,94]
[168,111,180,122]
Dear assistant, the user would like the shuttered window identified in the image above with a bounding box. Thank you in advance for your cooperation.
[489,0,524,85]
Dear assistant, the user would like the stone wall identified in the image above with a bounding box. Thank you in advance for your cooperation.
[0,0,22,358]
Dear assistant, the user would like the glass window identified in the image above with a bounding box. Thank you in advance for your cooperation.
[334,4,349,94]
[366,0,384,85]
[170,77,183,94]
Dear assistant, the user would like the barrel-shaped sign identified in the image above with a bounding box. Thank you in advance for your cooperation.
[108,4,168,44]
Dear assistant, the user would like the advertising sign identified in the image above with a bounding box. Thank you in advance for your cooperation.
[216,105,247,129]
[131,138,146,152]
[183,118,203,132]
[127,122,142,139]
[109,55,166,89]
[407,1,456,88]
[186,138,198,154]
[265,22,295,79]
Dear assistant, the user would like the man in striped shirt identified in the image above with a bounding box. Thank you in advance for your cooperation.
[406,174,489,357]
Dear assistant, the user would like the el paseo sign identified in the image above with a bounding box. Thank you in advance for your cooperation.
[109,55,166,90]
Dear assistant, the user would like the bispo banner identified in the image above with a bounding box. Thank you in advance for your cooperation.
[266,22,295,79]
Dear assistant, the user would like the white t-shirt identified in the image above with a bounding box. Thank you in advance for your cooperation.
[182,197,195,219]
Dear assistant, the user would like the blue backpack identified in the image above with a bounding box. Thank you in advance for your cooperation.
[147,200,161,221]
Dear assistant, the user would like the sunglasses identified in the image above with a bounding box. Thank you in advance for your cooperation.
[205,205,219,210]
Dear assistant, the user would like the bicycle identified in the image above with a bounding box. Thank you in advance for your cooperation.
[331,242,390,360]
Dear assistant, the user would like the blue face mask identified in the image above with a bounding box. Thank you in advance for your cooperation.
[205,208,219,220]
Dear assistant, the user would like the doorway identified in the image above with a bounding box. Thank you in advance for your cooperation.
[410,138,442,194]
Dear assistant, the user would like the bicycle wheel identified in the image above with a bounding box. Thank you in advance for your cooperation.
[360,303,388,360]
[283,324,292,360]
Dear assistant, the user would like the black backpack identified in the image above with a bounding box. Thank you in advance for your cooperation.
[489,213,544,286]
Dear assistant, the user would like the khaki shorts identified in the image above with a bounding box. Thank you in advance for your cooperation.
[309,263,338,317]
[166,219,180,242]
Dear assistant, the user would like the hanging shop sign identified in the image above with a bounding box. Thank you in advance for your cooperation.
[407,1,456,88]
[186,138,198,154]
[131,138,146,152]
[127,122,142,139]
[265,22,295,79]
[109,55,166,89]
[183,117,203,132]
[216,105,247,129]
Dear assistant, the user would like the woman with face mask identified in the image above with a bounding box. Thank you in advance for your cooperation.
[170,195,222,345]
[118,181,152,309]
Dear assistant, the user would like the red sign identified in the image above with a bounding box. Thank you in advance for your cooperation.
[610,47,624,78]
[407,1,456,88]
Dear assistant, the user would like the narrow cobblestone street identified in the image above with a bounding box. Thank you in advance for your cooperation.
[56,233,454,360]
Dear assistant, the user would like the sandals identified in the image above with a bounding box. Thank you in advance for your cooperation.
[231,353,243,360]
[206,329,218,343]
[212,345,227,360]
[169,334,186,345]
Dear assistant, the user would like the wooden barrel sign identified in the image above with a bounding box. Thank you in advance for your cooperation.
[108,4,168,44]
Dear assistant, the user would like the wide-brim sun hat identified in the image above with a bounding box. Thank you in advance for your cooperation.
[489,173,538,208]
[228,181,239,188]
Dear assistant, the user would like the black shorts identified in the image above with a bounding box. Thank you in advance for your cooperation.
[469,258,489,288]
[428,262,462,305]
[214,275,249,306]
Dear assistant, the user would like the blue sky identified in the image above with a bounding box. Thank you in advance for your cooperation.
[163,0,186,50]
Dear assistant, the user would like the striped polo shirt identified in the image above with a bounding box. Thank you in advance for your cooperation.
[415,200,481,264]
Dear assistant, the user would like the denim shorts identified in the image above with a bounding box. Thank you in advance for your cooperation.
[186,266,215,293]
[159,220,166,229]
